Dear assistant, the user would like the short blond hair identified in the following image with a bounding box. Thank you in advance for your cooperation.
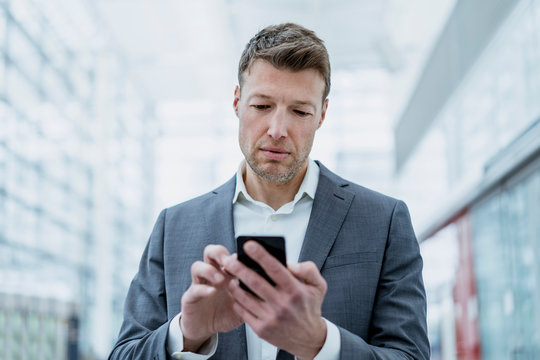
[238,23,331,100]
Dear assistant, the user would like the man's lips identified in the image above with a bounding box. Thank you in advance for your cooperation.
[260,147,290,161]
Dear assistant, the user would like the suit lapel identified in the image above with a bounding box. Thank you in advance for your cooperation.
[205,176,237,254]
[299,163,354,270]
[205,164,352,358]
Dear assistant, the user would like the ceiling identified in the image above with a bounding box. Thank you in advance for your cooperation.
[89,0,456,106]
[82,0,457,210]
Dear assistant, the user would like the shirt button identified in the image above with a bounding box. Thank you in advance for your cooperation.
[270,214,278,221]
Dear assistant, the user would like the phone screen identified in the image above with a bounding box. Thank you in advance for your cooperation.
[236,236,286,295]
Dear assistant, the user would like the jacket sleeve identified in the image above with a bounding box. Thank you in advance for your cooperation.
[339,200,430,359]
[109,209,173,360]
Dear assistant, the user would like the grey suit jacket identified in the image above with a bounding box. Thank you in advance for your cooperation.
[109,162,429,360]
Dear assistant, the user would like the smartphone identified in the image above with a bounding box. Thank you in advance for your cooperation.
[236,235,287,296]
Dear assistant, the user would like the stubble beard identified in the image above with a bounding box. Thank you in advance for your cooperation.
[246,154,303,183]
[242,140,312,183]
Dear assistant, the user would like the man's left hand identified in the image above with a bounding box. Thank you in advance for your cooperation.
[224,240,328,360]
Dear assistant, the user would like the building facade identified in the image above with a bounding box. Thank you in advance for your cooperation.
[395,0,540,358]
[0,0,156,358]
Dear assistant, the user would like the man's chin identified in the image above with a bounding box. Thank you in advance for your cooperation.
[252,164,294,183]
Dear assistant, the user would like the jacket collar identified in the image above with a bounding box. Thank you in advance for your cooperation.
[208,161,354,270]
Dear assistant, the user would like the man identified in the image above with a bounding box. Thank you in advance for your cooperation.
[109,23,429,360]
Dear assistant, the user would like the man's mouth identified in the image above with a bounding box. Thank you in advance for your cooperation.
[260,147,290,160]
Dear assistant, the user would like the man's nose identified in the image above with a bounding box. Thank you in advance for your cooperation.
[266,108,288,140]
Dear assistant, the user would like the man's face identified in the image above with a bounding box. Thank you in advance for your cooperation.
[233,59,328,183]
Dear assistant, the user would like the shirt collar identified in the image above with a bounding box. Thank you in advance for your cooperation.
[233,159,319,205]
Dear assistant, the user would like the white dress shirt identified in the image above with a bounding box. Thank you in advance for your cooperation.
[167,159,340,360]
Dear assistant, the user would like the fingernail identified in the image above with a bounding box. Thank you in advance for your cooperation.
[245,241,257,254]
[214,273,224,282]
[223,255,234,269]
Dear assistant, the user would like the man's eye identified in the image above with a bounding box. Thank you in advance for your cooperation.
[252,105,270,110]
[294,110,310,117]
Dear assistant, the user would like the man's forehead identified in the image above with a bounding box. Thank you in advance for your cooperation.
[242,59,323,82]
[240,60,325,101]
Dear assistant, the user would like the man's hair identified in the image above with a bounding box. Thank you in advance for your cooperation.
[238,23,331,100]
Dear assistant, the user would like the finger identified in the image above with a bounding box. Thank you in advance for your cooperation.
[220,254,237,277]
[243,241,297,291]
[223,254,277,302]
[191,260,225,285]
[203,244,231,268]
[227,278,267,318]
[181,284,216,305]
[231,300,261,329]
[288,261,327,292]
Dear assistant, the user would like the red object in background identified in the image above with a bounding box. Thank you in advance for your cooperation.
[452,211,482,360]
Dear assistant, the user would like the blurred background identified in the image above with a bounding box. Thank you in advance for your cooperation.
[0,0,539,359]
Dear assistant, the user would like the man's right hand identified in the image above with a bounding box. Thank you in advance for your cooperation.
[180,244,243,352]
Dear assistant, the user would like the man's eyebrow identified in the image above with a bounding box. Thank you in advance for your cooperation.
[291,100,317,110]
[249,94,317,110]
[248,93,273,101]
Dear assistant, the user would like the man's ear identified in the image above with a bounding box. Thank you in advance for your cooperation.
[233,86,241,117]
[317,98,329,129]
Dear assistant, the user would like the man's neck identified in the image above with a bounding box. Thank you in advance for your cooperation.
[243,163,308,211]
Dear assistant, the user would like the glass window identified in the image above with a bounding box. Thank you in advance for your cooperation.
[0,192,5,233]
[472,192,510,360]
[502,169,540,354]
[41,177,64,221]
[9,0,42,41]
[0,6,5,96]
[4,150,19,204]
[526,0,540,120]
[7,25,41,82]
[71,66,91,102]
[4,197,19,243]
[0,103,5,144]
[41,219,66,260]
[41,28,68,71]
[0,58,5,98]
[70,162,91,200]
[6,65,40,112]
[1,0,154,357]
[398,0,540,235]
[0,5,6,44]
[472,164,540,358]
[2,102,13,142]
[41,65,68,105]
[24,162,39,208]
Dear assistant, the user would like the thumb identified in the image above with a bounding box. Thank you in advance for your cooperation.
[288,261,326,290]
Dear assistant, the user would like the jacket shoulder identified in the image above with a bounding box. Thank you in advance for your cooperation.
[162,175,236,220]
[317,161,400,210]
